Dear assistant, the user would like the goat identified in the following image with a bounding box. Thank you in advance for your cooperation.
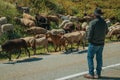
[0,17,7,25]
[46,15,59,26]
[29,35,49,55]
[23,12,35,21]
[1,24,14,33]
[15,2,30,13]
[14,17,35,27]
[107,27,120,40]
[63,22,75,33]
[24,26,47,35]
[63,31,86,51]
[46,32,67,52]
[1,39,30,61]
[50,29,65,35]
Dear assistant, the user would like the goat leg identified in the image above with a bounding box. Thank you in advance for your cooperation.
[16,49,22,59]
[54,45,57,52]
[76,42,80,51]
[45,44,49,53]
[26,48,30,58]
[32,46,36,55]
[82,41,85,50]
[8,52,12,61]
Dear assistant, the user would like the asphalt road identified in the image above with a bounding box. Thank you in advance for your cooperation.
[0,42,120,80]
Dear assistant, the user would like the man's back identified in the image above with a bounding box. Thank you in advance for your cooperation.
[88,16,108,45]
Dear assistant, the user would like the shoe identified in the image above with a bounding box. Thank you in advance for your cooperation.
[84,74,94,79]
[94,75,101,79]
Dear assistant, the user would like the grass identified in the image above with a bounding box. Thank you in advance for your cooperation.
[0,0,18,21]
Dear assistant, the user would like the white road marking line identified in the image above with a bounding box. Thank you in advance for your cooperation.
[55,63,120,80]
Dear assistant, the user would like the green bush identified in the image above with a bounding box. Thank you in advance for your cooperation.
[0,31,21,44]
[0,0,19,23]
[55,5,65,14]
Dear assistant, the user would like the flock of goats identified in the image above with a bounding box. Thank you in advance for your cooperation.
[0,5,120,61]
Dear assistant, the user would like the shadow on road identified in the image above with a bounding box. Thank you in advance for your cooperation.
[3,57,43,64]
[63,48,88,54]
[36,52,50,55]
[100,76,120,80]
[78,49,88,54]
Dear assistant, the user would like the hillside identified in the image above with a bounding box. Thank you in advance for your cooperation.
[0,0,120,60]
[1,0,120,20]
[0,0,120,43]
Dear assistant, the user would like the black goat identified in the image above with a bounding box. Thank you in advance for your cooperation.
[1,39,30,61]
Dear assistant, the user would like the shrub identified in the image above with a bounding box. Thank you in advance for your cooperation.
[0,0,19,23]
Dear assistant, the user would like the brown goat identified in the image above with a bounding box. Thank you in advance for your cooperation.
[1,39,30,61]
[47,32,67,52]
[46,15,59,26]
[107,27,120,40]
[63,22,75,33]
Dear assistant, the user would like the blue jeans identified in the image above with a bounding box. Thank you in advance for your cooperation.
[87,43,104,76]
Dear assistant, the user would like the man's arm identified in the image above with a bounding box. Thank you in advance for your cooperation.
[105,24,109,35]
[87,21,95,43]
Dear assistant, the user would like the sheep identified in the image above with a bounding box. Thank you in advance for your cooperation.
[14,17,35,27]
[62,31,86,51]
[1,39,30,61]
[0,17,7,25]
[24,26,47,35]
[1,24,14,33]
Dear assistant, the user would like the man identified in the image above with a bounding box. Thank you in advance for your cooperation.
[84,7,108,79]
